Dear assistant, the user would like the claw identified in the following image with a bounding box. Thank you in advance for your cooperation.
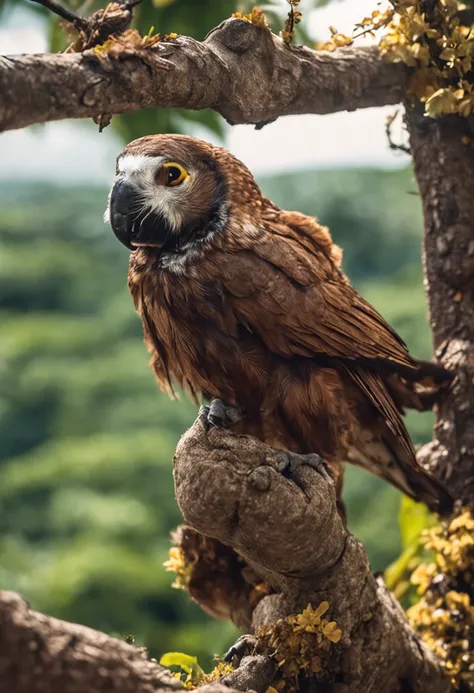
[198,405,211,427]
[204,398,242,428]
[275,451,333,483]
[224,635,257,664]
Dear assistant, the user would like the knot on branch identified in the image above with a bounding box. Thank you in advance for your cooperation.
[206,19,260,55]
[75,1,138,50]
[204,18,303,125]
[173,414,345,581]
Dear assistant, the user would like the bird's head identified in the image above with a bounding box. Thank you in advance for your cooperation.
[105,134,258,254]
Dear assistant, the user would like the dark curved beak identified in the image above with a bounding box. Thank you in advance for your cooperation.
[109,180,141,250]
[109,180,172,251]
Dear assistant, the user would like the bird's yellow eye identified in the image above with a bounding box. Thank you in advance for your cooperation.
[157,162,189,187]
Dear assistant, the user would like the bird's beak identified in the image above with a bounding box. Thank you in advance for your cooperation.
[109,180,141,250]
[109,180,169,251]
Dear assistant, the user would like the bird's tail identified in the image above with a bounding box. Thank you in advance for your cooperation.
[347,364,454,516]
[347,429,454,516]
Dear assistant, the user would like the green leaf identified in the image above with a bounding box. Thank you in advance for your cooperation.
[398,495,435,550]
[385,496,438,591]
[160,652,199,674]
[384,541,420,591]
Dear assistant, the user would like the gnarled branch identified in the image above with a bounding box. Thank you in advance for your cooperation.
[172,415,452,693]
[0,587,274,693]
[0,412,452,693]
[0,18,408,133]
[0,589,182,693]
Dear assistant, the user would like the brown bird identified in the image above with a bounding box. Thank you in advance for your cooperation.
[105,134,453,515]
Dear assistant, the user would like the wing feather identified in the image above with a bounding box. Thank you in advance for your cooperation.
[213,216,419,463]
[220,246,416,371]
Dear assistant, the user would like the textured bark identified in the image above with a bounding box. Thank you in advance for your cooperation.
[407,107,474,505]
[173,416,452,693]
[0,587,274,693]
[0,18,408,133]
[0,590,182,693]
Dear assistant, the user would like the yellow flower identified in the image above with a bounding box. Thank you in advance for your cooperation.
[293,602,329,633]
[163,546,194,589]
[323,621,342,643]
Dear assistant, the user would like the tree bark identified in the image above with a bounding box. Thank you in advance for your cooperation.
[407,107,474,506]
[0,587,275,693]
[0,19,408,133]
[0,589,182,693]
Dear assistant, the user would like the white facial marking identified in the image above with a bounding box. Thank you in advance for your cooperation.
[118,154,157,177]
[104,154,188,233]
[105,153,227,275]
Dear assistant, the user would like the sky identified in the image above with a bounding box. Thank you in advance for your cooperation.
[0,0,410,184]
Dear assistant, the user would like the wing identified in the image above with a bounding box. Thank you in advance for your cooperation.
[213,215,420,465]
[218,220,417,373]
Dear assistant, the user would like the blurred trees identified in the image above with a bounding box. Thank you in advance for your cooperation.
[0,165,436,663]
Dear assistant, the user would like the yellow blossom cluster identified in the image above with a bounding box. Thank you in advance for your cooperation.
[163,652,234,690]
[318,0,474,119]
[232,7,269,30]
[232,3,301,44]
[407,509,474,689]
[163,545,195,590]
[91,27,178,56]
[256,602,342,693]
[201,661,235,684]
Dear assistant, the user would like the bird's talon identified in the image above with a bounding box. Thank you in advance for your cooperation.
[223,636,256,665]
[206,398,241,428]
[276,451,333,483]
[275,452,290,474]
[223,645,239,663]
[198,405,211,427]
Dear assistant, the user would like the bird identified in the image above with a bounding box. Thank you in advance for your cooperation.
[104,134,453,516]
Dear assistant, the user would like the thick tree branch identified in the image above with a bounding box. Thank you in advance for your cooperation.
[0,19,408,133]
[172,415,452,693]
[0,589,182,693]
[407,108,474,506]
[0,587,273,693]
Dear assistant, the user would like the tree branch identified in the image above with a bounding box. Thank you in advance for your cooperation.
[0,589,183,693]
[0,412,452,693]
[0,587,274,693]
[172,414,452,693]
[0,19,408,133]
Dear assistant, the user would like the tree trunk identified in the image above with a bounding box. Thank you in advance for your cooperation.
[407,107,474,505]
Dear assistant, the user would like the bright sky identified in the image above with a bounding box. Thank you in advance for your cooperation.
[0,0,410,184]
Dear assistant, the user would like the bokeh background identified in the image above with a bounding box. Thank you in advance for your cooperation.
[0,0,436,667]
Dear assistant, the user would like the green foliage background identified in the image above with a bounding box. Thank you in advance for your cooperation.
[0,0,437,671]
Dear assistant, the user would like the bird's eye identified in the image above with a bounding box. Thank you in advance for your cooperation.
[157,162,189,187]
